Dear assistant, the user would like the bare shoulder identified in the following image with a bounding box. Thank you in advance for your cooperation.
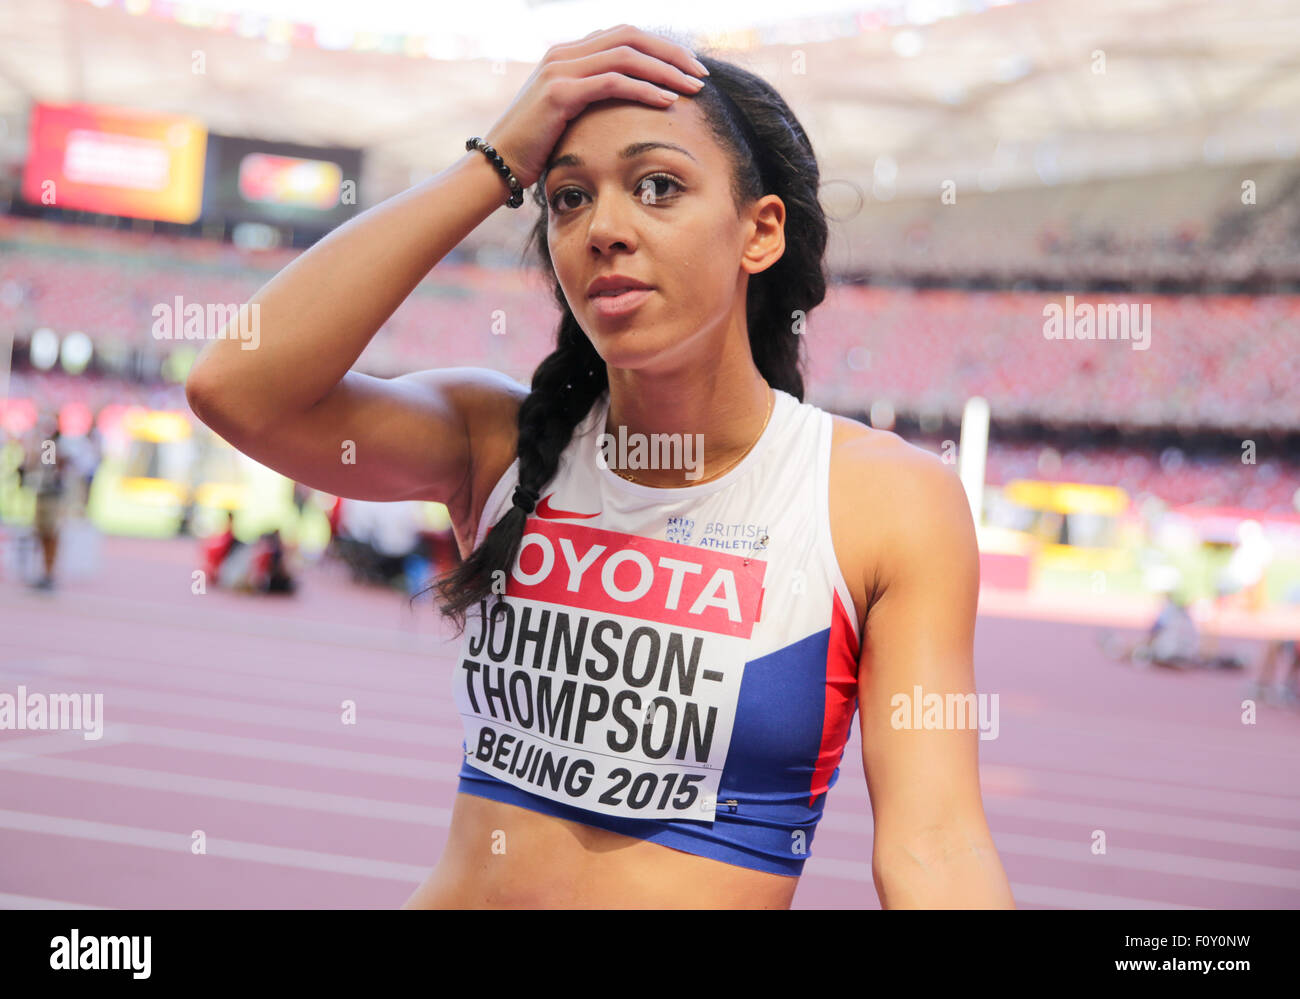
[827,414,976,630]
[829,414,965,503]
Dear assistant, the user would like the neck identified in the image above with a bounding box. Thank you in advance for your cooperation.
[602,365,773,488]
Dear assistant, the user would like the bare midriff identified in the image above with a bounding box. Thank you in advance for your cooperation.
[401,793,799,909]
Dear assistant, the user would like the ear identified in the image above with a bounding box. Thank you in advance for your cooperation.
[740,194,786,276]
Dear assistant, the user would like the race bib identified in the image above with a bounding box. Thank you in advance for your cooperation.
[454,518,767,821]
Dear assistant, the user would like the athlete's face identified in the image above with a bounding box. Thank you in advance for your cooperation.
[542,96,784,372]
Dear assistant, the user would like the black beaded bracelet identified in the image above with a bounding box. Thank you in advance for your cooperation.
[466,136,524,208]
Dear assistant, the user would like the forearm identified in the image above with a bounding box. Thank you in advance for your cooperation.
[873,828,1015,909]
[186,149,512,433]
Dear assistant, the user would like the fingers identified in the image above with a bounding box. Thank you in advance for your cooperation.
[553,24,708,81]
[568,71,683,109]
[567,44,707,97]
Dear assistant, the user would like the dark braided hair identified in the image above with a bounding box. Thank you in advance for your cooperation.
[424,43,830,640]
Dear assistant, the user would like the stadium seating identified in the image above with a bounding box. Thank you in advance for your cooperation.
[3,213,1297,434]
[851,160,1300,285]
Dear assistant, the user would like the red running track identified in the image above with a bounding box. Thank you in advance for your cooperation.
[1,535,1297,909]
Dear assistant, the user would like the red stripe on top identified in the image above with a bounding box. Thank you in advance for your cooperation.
[808,588,862,807]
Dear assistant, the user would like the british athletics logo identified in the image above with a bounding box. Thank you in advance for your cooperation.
[454,518,768,822]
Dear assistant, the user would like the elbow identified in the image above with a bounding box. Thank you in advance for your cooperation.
[185,365,247,441]
[185,366,219,429]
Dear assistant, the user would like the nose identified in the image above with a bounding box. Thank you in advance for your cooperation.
[586,185,638,256]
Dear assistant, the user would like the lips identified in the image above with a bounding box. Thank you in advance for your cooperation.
[588,287,654,318]
[587,275,653,298]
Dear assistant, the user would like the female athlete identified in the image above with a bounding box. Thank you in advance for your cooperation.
[186,24,1014,910]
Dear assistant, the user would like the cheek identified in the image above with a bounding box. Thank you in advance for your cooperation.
[547,235,581,296]
[678,229,740,299]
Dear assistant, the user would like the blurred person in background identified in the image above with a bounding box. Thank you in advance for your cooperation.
[334,498,428,593]
[1205,519,1274,661]
[1142,590,1205,669]
[1215,520,1273,612]
[1111,567,1244,670]
[59,419,104,517]
[207,515,298,595]
[250,528,296,595]
[1247,582,1300,708]
[17,418,67,591]
[1250,639,1299,707]
[201,509,242,584]
[1134,570,1200,668]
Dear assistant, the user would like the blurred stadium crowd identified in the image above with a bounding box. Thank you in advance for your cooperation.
[4,199,1297,516]
[856,159,1300,289]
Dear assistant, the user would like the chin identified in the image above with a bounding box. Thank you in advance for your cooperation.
[588,337,655,369]
[582,325,659,362]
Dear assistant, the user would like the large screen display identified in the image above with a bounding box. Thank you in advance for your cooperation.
[21,102,207,223]
[202,134,362,230]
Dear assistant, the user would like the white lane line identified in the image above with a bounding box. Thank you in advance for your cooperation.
[0,589,456,662]
[111,590,458,657]
[804,839,1300,893]
[799,860,1208,909]
[977,765,1300,822]
[997,718,1300,759]
[980,795,1300,850]
[945,764,1300,822]
[0,641,444,701]
[0,892,107,910]
[816,793,1300,850]
[0,755,452,825]
[989,708,1300,754]
[0,672,460,747]
[0,809,429,883]
[103,722,449,778]
[0,729,129,758]
[1007,882,1205,910]
[991,830,1300,889]
[0,662,454,732]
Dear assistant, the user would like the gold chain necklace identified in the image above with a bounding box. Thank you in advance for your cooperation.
[613,382,774,486]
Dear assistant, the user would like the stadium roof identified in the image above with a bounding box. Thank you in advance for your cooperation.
[1,0,1297,269]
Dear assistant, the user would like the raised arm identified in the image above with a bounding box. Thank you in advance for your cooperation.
[184,151,520,505]
[185,25,710,508]
[850,435,1015,909]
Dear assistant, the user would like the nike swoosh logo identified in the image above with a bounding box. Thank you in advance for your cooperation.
[535,493,600,520]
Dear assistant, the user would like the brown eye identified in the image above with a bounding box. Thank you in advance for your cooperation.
[549,173,685,215]
[549,188,585,213]
[637,174,684,203]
